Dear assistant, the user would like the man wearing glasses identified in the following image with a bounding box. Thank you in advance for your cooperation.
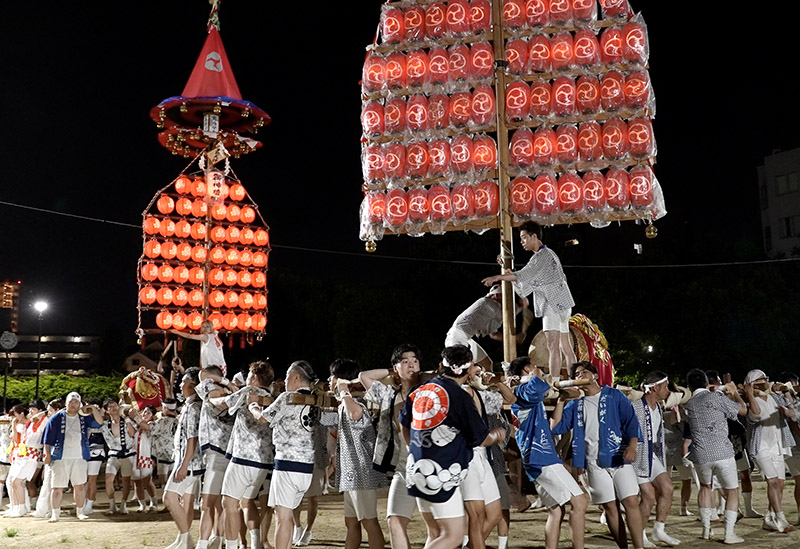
[551,362,645,549]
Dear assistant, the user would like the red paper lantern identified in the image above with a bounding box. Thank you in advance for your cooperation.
[407,187,430,223]
[472,135,497,171]
[572,0,597,21]
[449,91,472,127]
[552,76,576,117]
[600,71,625,112]
[558,172,584,212]
[573,28,601,67]
[174,219,191,239]
[191,245,207,263]
[252,271,267,288]
[629,165,654,207]
[510,177,535,217]
[623,21,647,64]
[556,124,578,165]
[404,6,426,41]
[469,42,494,81]
[385,188,409,227]
[253,229,269,248]
[144,240,161,259]
[451,135,474,173]
[451,184,476,220]
[578,121,603,162]
[188,267,204,286]
[191,178,207,198]
[362,53,385,93]
[428,185,453,221]
[210,203,227,221]
[237,313,252,331]
[624,71,651,109]
[157,195,175,215]
[361,101,385,137]
[209,225,226,243]
[174,175,192,195]
[156,287,174,306]
[599,0,630,19]
[191,199,208,218]
[209,268,225,286]
[446,0,470,35]
[156,310,173,330]
[187,312,204,331]
[406,94,429,133]
[604,168,630,208]
[534,173,559,214]
[363,145,385,183]
[384,97,406,135]
[576,76,601,114]
[384,52,407,90]
[549,0,572,24]
[172,289,189,308]
[240,206,256,224]
[208,312,223,331]
[532,127,557,166]
[470,0,492,33]
[448,43,470,83]
[406,141,430,178]
[224,290,239,309]
[158,218,176,238]
[550,32,574,72]
[505,39,528,74]
[143,217,160,235]
[525,0,550,27]
[425,2,447,39]
[505,81,530,121]
[175,197,193,216]
[226,204,241,223]
[222,313,238,331]
[428,48,449,86]
[527,35,551,73]
[160,240,178,260]
[428,93,450,130]
[510,127,534,167]
[254,294,267,311]
[225,248,240,266]
[173,265,190,285]
[503,0,526,29]
[171,311,187,331]
[381,8,405,43]
[582,171,606,210]
[252,314,267,331]
[475,180,499,217]
[406,50,430,88]
[529,81,552,118]
[176,242,192,262]
[238,270,253,288]
[239,292,254,309]
[627,117,655,159]
[601,118,629,160]
[229,183,246,202]
[428,139,452,176]
[471,85,496,126]
[210,246,226,264]
[141,262,158,282]
[383,143,407,180]
[600,27,624,65]
[209,289,225,308]
[238,249,253,266]
[139,286,156,305]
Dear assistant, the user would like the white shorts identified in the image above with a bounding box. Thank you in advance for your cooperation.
[785,454,800,477]
[304,466,326,498]
[542,307,571,333]
[387,471,417,519]
[87,460,104,476]
[696,457,738,490]
[755,452,786,480]
[222,461,269,501]
[416,485,465,519]
[52,458,88,489]
[268,469,312,509]
[637,455,667,485]
[9,457,38,482]
[106,455,134,477]
[461,448,500,503]
[585,462,639,505]
[202,452,230,495]
[343,489,379,520]
[535,464,584,509]
[157,460,174,476]
[444,327,489,363]
[132,463,153,481]
[164,468,200,496]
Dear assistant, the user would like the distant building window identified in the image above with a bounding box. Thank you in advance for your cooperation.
[778,215,800,239]
[777,172,799,195]
[764,225,772,253]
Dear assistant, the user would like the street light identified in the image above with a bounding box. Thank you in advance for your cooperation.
[34,301,48,399]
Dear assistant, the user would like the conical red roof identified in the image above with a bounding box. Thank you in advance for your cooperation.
[181,27,242,99]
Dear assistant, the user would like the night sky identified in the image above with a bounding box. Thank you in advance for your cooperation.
[2,2,799,349]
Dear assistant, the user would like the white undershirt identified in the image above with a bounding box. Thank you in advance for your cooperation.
[62,413,82,459]
[584,393,601,462]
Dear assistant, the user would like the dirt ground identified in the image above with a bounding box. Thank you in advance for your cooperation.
[2,476,800,549]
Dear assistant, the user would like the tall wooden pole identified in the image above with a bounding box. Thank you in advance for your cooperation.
[491,0,516,366]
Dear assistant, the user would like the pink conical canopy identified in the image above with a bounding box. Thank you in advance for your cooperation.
[181,27,242,99]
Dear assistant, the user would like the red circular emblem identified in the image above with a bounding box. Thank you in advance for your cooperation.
[411,383,450,430]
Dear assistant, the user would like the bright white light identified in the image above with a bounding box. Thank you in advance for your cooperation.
[34,301,48,314]
[646,345,653,353]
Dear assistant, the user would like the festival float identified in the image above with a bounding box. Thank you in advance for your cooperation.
[136,1,270,349]
[358,0,663,365]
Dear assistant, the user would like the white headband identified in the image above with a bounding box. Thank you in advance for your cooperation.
[443,357,472,376]
[643,377,668,393]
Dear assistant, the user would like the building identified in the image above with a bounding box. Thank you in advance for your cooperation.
[758,148,800,257]
[3,335,102,375]
[0,281,21,332]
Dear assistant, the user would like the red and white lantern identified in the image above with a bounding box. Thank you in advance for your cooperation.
[629,165,654,206]
[505,81,530,121]
[510,127,534,167]
[407,187,430,223]
[510,176,536,217]
[451,183,476,220]
[471,85,496,126]
[601,118,629,160]
[558,172,584,212]
[556,124,578,165]
[627,117,655,159]
[475,180,499,217]
[604,168,630,208]
[600,71,625,112]
[505,39,528,74]
[385,188,409,227]
[534,173,559,214]
[529,81,552,118]
[582,171,606,210]
[527,35,551,73]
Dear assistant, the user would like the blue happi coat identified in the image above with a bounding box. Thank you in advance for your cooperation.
[42,410,101,461]
[511,376,562,480]
[551,385,641,469]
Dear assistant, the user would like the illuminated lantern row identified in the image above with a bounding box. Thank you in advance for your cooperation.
[362,42,495,95]
[504,70,653,122]
[362,134,498,185]
[137,172,270,334]
[507,164,661,222]
[508,117,655,171]
[362,86,497,139]
[380,0,492,45]
[360,180,500,232]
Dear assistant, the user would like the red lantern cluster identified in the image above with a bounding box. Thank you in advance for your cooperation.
[137,173,269,334]
[380,1,492,46]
